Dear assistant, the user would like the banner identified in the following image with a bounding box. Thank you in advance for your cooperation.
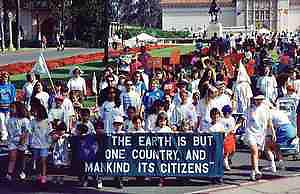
[81,133,224,177]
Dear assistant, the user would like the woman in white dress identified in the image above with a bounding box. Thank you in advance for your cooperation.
[67,66,86,106]
[256,65,278,103]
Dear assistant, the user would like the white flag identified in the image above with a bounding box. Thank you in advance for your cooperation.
[32,53,49,75]
[92,72,97,95]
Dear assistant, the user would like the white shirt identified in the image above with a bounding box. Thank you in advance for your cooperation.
[30,119,51,149]
[208,122,225,133]
[197,98,218,131]
[221,116,236,134]
[170,102,197,128]
[48,107,64,123]
[67,77,86,95]
[145,114,158,132]
[153,126,172,133]
[35,92,50,111]
[215,94,232,112]
[7,117,31,150]
[246,104,271,136]
[191,79,200,93]
[22,81,36,110]
[270,109,291,128]
[62,98,75,131]
[256,76,278,103]
[98,101,124,133]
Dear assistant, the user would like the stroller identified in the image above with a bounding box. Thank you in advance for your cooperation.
[276,97,300,157]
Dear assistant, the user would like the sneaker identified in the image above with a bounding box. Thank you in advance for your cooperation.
[96,180,103,189]
[250,171,256,181]
[19,171,26,180]
[6,174,12,181]
[224,159,231,171]
[271,163,277,173]
[262,165,276,173]
[250,170,262,181]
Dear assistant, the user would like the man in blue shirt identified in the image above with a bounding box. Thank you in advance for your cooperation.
[0,71,16,141]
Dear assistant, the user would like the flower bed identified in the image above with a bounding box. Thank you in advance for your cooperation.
[1,45,173,75]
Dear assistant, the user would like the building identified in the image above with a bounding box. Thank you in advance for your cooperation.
[0,0,68,41]
[160,0,300,32]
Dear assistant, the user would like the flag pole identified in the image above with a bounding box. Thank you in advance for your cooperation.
[92,72,98,107]
[41,52,56,96]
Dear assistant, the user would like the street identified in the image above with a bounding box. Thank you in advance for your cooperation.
[0,150,299,194]
[0,48,103,66]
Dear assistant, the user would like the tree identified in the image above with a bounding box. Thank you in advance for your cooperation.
[119,0,137,24]
[69,0,104,47]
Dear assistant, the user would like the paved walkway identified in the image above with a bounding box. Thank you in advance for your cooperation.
[0,48,103,66]
[199,176,300,194]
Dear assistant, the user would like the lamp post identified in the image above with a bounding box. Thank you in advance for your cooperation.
[0,10,5,53]
[59,0,72,37]
[8,11,14,51]
[103,0,109,66]
[16,0,20,50]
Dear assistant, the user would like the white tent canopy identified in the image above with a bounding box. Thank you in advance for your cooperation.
[125,33,158,47]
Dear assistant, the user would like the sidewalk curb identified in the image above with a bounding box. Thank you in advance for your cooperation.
[185,174,300,194]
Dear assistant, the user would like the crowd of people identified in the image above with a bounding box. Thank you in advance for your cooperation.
[0,31,300,189]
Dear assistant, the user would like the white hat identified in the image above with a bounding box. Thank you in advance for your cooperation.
[69,66,84,76]
[253,95,265,100]
[113,116,124,123]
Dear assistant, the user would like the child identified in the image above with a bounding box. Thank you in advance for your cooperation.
[123,106,136,132]
[61,86,75,132]
[221,105,242,170]
[6,102,31,181]
[153,112,172,187]
[73,108,95,135]
[30,103,51,184]
[111,116,125,188]
[71,108,101,189]
[208,108,225,184]
[208,108,225,133]
[48,96,65,127]
[50,121,70,185]
[153,112,172,133]
[177,119,194,133]
[129,115,145,133]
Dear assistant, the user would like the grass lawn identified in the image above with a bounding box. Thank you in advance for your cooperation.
[149,45,196,57]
